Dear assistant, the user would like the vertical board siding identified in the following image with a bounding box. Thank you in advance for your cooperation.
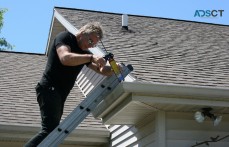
[76,66,105,96]
[166,112,229,147]
[108,112,229,147]
[108,114,156,147]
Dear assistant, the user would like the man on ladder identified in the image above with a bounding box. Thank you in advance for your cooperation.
[24,22,120,147]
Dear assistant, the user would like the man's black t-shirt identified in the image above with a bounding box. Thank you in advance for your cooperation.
[40,31,91,96]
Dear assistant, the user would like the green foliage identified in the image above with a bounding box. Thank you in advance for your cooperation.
[0,9,6,28]
[0,8,14,51]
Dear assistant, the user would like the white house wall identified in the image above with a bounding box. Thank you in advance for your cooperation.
[108,111,229,147]
[108,114,157,147]
[0,141,104,147]
[166,112,229,147]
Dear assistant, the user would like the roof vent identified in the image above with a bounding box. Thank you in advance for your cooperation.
[122,14,128,30]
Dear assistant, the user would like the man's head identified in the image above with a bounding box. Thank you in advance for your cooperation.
[77,22,103,50]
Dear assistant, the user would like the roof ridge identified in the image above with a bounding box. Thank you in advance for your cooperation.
[0,50,45,56]
[54,6,229,27]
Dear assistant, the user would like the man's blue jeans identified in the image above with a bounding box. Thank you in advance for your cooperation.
[24,83,66,147]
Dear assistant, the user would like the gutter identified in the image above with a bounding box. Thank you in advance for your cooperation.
[0,124,109,145]
[93,81,229,119]
[122,82,229,99]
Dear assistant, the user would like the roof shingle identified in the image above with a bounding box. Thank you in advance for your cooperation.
[55,7,229,88]
[0,51,107,131]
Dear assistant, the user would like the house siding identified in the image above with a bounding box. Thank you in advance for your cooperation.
[108,114,157,147]
[108,112,229,147]
[166,112,229,147]
[0,141,106,147]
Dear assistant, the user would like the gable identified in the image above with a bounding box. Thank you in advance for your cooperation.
[51,7,229,89]
[44,8,229,130]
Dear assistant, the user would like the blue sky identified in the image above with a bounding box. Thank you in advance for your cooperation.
[0,0,228,54]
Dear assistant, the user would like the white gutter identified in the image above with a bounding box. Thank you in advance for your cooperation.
[122,82,229,100]
[0,124,109,144]
[93,81,229,118]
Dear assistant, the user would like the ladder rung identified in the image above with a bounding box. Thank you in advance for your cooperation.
[38,64,133,147]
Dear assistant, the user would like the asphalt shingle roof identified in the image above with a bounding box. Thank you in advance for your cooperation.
[0,51,107,131]
[1,6,229,132]
[56,7,229,88]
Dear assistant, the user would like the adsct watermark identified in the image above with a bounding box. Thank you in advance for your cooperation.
[194,10,224,17]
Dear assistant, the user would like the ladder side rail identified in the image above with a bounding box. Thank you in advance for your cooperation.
[38,65,132,147]
[42,110,90,146]
[63,73,122,133]
[38,75,116,147]
[38,75,118,147]
[56,74,117,131]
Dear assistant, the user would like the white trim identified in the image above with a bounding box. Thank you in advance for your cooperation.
[132,95,229,107]
[45,13,55,55]
[93,81,229,123]
[156,111,166,147]
[133,101,159,111]
[122,82,229,100]
[54,9,78,34]
[0,124,109,144]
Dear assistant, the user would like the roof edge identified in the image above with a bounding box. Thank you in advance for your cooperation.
[122,81,229,99]
[0,124,109,144]
[0,50,45,56]
[93,81,229,118]
[54,6,229,27]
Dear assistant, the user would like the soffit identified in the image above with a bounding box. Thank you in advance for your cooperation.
[93,82,229,124]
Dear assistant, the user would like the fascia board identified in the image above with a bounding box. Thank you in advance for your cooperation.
[52,8,105,56]
[122,82,229,100]
[45,9,78,55]
[93,81,229,119]
[0,124,109,143]
[54,9,77,34]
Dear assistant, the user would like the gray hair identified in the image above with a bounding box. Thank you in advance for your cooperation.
[79,22,103,39]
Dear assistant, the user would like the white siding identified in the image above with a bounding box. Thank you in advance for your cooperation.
[0,141,104,147]
[108,112,229,147]
[108,114,157,147]
[166,112,229,147]
[76,66,105,96]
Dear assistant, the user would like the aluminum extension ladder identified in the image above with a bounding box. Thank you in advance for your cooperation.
[38,64,133,147]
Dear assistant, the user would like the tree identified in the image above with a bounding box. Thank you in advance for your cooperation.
[0,8,14,51]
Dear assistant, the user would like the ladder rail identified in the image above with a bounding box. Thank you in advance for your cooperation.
[38,64,133,147]
[38,76,115,146]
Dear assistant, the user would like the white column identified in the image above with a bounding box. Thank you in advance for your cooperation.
[156,111,166,147]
